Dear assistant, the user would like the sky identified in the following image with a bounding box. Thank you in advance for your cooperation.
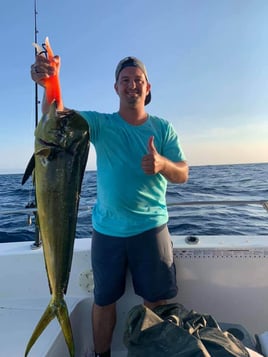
[0,0,267,173]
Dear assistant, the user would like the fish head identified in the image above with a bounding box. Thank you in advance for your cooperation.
[35,102,89,160]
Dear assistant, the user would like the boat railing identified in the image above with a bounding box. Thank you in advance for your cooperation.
[168,199,268,212]
[0,199,267,249]
[0,199,268,216]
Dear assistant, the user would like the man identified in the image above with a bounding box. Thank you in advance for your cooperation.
[31,55,188,357]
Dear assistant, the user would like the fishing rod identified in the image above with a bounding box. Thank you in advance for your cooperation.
[34,0,39,127]
[28,0,42,249]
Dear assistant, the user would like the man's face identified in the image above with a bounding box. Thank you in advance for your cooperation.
[114,66,151,107]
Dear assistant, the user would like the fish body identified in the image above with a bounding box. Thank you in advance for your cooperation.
[24,103,89,356]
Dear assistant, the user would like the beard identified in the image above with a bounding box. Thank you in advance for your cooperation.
[125,92,141,106]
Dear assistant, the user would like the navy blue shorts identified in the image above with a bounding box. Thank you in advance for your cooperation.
[91,224,178,306]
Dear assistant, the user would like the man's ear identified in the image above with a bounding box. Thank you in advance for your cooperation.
[146,82,151,96]
[114,82,119,94]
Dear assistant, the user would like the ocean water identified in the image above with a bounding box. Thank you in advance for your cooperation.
[0,163,267,242]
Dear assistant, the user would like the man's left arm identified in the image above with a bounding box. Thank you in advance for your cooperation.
[159,159,188,183]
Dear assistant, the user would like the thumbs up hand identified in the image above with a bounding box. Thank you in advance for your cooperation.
[141,136,164,175]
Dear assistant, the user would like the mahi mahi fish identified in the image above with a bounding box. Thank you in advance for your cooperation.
[24,103,89,357]
[24,38,90,357]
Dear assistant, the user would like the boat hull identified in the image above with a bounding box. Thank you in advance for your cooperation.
[0,236,267,356]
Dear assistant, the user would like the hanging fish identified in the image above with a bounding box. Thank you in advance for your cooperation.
[24,39,90,357]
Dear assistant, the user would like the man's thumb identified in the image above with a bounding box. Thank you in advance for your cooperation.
[148,136,156,153]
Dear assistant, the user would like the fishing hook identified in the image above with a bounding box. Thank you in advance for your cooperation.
[38,42,48,58]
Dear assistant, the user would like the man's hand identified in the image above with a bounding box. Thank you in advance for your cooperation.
[30,55,60,87]
[142,136,163,175]
[141,136,189,183]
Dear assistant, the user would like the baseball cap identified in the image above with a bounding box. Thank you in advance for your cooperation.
[115,56,151,105]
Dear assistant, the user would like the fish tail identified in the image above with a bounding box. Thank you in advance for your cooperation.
[24,297,74,357]
[24,300,56,356]
[55,298,75,357]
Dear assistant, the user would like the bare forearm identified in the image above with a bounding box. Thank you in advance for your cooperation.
[160,159,189,184]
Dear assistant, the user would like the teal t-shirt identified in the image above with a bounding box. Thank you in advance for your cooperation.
[79,111,186,237]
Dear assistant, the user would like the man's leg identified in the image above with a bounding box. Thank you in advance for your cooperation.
[92,302,116,356]
[128,225,178,304]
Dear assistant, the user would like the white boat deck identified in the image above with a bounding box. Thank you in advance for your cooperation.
[0,297,80,356]
[0,239,134,356]
[0,236,268,356]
